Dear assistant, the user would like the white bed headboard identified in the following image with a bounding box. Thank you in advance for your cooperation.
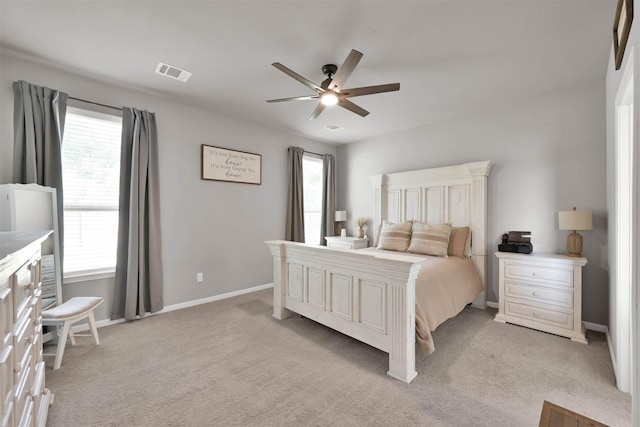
[370,161,493,308]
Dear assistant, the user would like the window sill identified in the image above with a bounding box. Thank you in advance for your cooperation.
[64,269,115,284]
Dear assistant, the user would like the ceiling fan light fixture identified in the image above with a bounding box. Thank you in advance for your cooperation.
[321,93,338,106]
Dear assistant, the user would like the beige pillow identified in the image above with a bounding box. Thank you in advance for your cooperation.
[448,226,471,258]
[372,223,383,248]
[408,222,452,257]
[376,220,413,252]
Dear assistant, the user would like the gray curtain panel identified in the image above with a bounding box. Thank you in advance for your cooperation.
[12,80,68,264]
[285,146,305,242]
[320,154,336,245]
[112,108,164,321]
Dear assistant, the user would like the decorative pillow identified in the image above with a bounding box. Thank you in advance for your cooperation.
[448,226,471,258]
[372,223,383,248]
[376,220,413,252]
[408,222,452,257]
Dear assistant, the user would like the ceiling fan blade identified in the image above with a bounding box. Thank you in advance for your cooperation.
[329,49,363,91]
[309,102,326,120]
[340,83,400,98]
[272,62,323,93]
[266,95,319,103]
[338,98,369,117]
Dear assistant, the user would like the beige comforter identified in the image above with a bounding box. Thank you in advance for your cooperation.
[360,248,484,355]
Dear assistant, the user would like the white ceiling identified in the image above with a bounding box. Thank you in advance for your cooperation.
[0,1,615,144]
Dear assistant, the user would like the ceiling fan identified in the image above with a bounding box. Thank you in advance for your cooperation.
[267,49,400,120]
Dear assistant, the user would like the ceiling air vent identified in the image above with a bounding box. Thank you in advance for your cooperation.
[325,124,345,132]
[155,62,192,82]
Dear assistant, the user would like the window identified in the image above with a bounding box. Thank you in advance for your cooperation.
[302,154,324,244]
[61,106,122,279]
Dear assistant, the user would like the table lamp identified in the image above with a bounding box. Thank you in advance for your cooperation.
[335,210,347,237]
[558,207,592,257]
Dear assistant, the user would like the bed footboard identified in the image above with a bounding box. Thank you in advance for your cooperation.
[266,240,424,383]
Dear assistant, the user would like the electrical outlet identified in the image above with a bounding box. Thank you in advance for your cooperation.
[196,272,203,282]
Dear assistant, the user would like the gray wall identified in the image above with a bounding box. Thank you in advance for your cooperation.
[0,50,336,322]
[336,80,608,325]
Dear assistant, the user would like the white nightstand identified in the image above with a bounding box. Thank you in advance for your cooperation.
[494,252,588,344]
[324,236,368,249]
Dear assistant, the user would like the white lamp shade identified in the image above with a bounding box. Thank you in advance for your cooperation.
[559,210,593,231]
[334,210,347,222]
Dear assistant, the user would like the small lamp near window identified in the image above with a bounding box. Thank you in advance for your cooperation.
[335,210,347,237]
[558,207,592,257]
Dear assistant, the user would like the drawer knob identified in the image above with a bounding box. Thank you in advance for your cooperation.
[532,292,538,296]
[532,272,536,276]
[532,312,538,316]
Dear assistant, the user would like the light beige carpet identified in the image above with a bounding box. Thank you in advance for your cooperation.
[44,289,631,426]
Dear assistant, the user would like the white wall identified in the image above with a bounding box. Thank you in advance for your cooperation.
[337,80,608,325]
[0,50,336,322]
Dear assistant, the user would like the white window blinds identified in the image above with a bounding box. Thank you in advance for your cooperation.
[302,154,324,244]
[61,106,122,277]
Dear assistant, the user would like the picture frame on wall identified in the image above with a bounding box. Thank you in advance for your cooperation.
[201,144,262,185]
[614,0,633,70]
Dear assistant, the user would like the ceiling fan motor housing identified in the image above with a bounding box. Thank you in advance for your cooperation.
[322,64,338,77]
[321,64,338,90]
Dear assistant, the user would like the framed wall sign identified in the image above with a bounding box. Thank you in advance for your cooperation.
[614,0,633,70]
[201,144,262,185]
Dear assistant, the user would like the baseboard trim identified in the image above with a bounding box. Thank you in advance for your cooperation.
[583,322,617,380]
[73,283,275,332]
[158,283,274,314]
[486,301,498,309]
[583,321,607,333]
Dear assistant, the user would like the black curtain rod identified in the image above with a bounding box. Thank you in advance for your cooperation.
[305,150,325,157]
[68,96,122,111]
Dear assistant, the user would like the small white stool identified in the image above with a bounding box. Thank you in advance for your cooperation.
[42,297,103,370]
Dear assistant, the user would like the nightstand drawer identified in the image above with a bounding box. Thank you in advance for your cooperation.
[505,281,573,309]
[504,262,572,287]
[325,237,368,249]
[505,301,573,330]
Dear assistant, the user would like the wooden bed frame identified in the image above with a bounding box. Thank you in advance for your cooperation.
[266,161,492,383]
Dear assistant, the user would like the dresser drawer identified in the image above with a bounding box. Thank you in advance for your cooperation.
[33,325,43,364]
[13,353,32,427]
[505,281,573,309]
[505,301,573,330]
[30,361,45,423]
[32,289,42,323]
[1,400,14,427]
[12,311,34,375]
[0,346,13,418]
[16,397,32,427]
[30,362,44,400]
[0,289,12,351]
[504,262,573,288]
[12,262,35,323]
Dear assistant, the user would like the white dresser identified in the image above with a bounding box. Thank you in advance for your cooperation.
[324,236,368,249]
[1,231,53,427]
[494,252,588,344]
